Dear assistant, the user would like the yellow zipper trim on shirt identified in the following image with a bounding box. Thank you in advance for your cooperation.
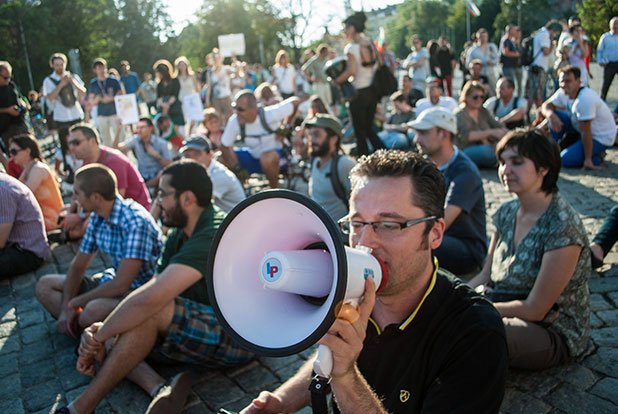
[368,257,439,335]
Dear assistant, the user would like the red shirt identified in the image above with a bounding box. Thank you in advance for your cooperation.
[89,146,151,210]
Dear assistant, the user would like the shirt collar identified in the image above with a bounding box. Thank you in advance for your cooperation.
[368,256,439,334]
[438,146,459,172]
[107,196,125,225]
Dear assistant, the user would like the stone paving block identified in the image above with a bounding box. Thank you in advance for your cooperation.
[0,398,25,414]
[500,388,551,414]
[597,309,618,326]
[229,362,279,393]
[194,374,246,408]
[506,369,560,398]
[11,272,37,290]
[23,379,63,412]
[608,291,618,306]
[584,347,618,378]
[560,364,598,390]
[32,400,65,414]
[13,283,36,299]
[65,384,89,403]
[259,355,304,371]
[16,307,45,328]
[19,339,55,365]
[0,334,20,354]
[0,319,17,338]
[0,372,20,400]
[21,322,50,344]
[591,326,618,347]
[591,312,605,329]
[0,282,12,296]
[545,382,617,414]
[216,395,256,413]
[21,358,56,388]
[35,262,59,278]
[105,380,150,414]
[589,277,618,293]
[52,331,78,352]
[590,293,613,311]
[0,351,18,375]
[184,401,216,414]
[274,359,306,382]
[57,365,90,391]
[590,377,618,405]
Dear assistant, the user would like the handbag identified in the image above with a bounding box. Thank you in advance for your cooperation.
[368,41,397,98]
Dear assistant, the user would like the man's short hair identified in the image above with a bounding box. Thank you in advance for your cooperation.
[558,65,581,79]
[545,19,562,33]
[139,117,154,128]
[92,57,107,68]
[469,59,483,68]
[120,60,130,66]
[350,150,445,235]
[496,129,560,195]
[233,89,257,108]
[75,164,118,201]
[0,61,12,73]
[498,77,515,89]
[162,160,213,208]
[69,123,100,144]
[49,53,68,67]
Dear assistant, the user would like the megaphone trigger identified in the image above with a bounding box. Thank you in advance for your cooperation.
[335,300,360,324]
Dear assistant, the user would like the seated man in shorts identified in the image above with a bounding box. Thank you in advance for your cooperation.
[220,89,300,188]
[56,160,254,414]
[36,164,162,336]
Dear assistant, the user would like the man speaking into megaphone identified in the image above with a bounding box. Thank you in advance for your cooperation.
[241,150,508,414]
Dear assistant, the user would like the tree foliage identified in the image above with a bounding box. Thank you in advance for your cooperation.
[577,0,618,46]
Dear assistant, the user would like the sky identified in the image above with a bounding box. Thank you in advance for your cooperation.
[164,0,403,45]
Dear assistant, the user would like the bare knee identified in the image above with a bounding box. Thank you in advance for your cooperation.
[80,298,120,327]
[35,274,66,308]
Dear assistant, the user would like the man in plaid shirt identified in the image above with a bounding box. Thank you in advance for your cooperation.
[36,164,162,337]
[54,160,254,414]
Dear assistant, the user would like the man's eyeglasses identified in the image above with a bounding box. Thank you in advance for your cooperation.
[9,147,23,156]
[157,188,176,199]
[338,216,437,237]
[68,138,85,147]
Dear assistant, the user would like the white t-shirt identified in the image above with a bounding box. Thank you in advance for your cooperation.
[344,42,375,90]
[221,100,295,158]
[484,95,528,118]
[403,48,430,89]
[208,160,246,213]
[210,67,232,99]
[532,28,552,70]
[273,65,297,95]
[415,96,458,115]
[42,72,85,122]
[549,87,616,146]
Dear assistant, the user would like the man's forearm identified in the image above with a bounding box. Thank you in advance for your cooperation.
[270,358,314,412]
[62,262,88,307]
[331,365,388,414]
[70,277,133,309]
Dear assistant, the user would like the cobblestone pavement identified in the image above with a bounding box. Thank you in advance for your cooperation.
[2,64,618,413]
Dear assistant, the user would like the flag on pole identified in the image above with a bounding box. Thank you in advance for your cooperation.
[466,0,481,17]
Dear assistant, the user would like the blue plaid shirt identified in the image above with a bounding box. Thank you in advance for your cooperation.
[80,196,163,288]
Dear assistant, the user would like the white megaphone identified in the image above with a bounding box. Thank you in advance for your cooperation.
[206,190,388,378]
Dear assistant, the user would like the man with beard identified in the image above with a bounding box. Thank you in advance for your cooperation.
[240,150,506,414]
[56,160,254,414]
[305,114,356,223]
[36,164,162,337]
[410,108,487,276]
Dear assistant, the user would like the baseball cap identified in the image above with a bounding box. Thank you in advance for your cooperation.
[302,114,343,138]
[408,107,458,135]
[180,136,211,154]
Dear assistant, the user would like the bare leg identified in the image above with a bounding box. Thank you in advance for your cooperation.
[260,151,280,188]
[79,298,121,328]
[71,301,174,413]
[35,274,67,318]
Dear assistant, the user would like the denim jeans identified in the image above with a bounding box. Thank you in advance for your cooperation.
[434,235,482,276]
[462,144,497,169]
[593,205,618,256]
[548,110,610,167]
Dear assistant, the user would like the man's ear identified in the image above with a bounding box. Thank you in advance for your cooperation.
[179,190,196,207]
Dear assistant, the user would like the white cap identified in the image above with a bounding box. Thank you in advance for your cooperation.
[408,107,458,135]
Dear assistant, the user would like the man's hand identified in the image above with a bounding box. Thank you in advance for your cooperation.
[318,278,376,379]
[61,212,83,232]
[144,143,161,159]
[548,113,563,133]
[240,391,286,414]
[583,158,601,171]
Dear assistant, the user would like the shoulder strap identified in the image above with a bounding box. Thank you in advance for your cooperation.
[258,106,276,134]
[329,153,349,210]
[493,98,500,114]
[514,96,519,109]
[48,76,61,86]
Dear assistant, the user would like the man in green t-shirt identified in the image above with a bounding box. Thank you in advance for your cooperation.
[58,160,254,414]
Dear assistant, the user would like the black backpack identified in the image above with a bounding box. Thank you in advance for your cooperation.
[48,76,77,108]
[520,33,540,67]
[328,153,349,210]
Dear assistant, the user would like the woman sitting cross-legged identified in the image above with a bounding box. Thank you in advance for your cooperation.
[468,129,591,370]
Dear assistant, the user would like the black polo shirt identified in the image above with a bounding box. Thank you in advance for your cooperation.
[338,266,508,413]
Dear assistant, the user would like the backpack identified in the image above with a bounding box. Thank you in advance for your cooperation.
[238,106,276,140]
[328,153,349,210]
[48,76,77,108]
[520,32,540,67]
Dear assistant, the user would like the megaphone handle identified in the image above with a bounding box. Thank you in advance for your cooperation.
[313,344,333,378]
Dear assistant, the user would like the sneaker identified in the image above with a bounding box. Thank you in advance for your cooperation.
[54,408,70,414]
[146,372,192,414]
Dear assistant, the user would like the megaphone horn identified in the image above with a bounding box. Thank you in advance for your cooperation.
[206,190,388,378]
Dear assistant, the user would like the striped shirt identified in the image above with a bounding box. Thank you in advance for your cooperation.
[80,195,162,288]
[0,174,50,259]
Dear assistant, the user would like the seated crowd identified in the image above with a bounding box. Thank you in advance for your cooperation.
[0,12,617,412]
